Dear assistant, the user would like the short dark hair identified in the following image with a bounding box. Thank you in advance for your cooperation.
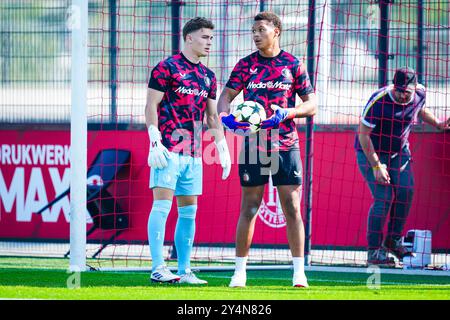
[393,67,417,91]
[254,11,282,35]
[182,17,214,41]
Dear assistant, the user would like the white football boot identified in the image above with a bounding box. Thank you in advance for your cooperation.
[292,272,309,288]
[178,269,208,284]
[151,265,180,283]
[229,272,247,288]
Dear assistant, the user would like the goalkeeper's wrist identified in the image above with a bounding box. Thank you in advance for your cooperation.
[278,108,296,122]
[148,125,161,142]
[215,137,228,152]
[285,109,297,120]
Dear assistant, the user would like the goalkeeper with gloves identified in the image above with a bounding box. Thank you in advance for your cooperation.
[145,17,231,284]
[218,12,317,288]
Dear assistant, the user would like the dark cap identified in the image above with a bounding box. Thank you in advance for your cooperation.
[393,67,417,91]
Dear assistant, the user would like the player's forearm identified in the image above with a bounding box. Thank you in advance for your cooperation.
[145,103,159,128]
[358,133,381,167]
[217,91,232,114]
[419,108,440,128]
[145,88,164,129]
[206,112,225,141]
[293,95,318,118]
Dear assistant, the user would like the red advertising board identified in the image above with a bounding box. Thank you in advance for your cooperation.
[0,129,449,249]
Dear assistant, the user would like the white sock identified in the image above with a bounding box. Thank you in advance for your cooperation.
[235,256,248,274]
[293,257,305,274]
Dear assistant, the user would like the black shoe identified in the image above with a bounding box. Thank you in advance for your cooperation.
[367,248,396,267]
[383,236,413,260]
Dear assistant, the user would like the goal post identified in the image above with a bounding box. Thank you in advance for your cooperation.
[69,0,88,272]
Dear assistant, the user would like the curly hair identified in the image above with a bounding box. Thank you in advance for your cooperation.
[254,11,282,35]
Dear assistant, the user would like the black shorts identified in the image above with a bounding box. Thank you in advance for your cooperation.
[238,149,303,187]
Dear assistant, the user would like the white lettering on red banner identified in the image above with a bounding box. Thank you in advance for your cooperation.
[0,144,71,222]
[0,144,70,166]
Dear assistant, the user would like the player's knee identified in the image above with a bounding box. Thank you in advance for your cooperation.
[396,187,414,203]
[277,197,300,219]
[241,201,261,220]
[178,205,197,220]
[372,198,392,215]
[283,205,301,221]
[150,199,172,220]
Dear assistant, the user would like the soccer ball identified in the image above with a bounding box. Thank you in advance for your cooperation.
[233,101,266,133]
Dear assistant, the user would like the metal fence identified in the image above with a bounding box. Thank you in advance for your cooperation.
[0,0,448,124]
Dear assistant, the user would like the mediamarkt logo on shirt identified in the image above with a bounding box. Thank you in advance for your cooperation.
[247,81,292,90]
[174,86,209,98]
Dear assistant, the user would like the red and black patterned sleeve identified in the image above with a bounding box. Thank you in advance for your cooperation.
[294,61,314,97]
[148,60,171,92]
[225,59,245,92]
[209,74,217,100]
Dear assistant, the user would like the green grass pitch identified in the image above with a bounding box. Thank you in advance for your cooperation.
[0,257,449,300]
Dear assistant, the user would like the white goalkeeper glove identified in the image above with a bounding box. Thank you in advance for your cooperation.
[147,125,172,169]
[214,138,231,180]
